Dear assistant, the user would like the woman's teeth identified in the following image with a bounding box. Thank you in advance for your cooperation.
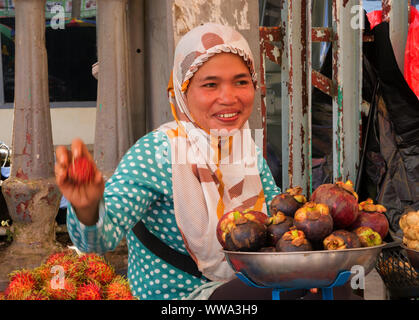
[218,113,238,118]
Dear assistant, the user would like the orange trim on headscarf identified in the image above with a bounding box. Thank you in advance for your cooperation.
[253,189,266,212]
[181,79,190,92]
[167,72,175,97]
[215,168,226,219]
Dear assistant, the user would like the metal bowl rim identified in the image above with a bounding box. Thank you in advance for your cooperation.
[401,244,419,254]
[222,242,387,256]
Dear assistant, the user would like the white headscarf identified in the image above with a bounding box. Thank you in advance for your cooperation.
[157,23,267,281]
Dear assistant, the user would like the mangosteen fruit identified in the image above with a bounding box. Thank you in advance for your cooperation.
[349,198,389,240]
[323,230,361,250]
[353,226,382,247]
[216,210,268,252]
[311,180,359,229]
[270,187,307,218]
[293,202,334,242]
[276,227,313,252]
[266,212,294,246]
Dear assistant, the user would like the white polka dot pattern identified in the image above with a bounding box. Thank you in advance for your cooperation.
[66,130,281,300]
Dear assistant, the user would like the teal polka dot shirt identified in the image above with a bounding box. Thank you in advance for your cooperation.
[66,130,281,300]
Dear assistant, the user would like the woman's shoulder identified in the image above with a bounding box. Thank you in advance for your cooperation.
[134,129,170,148]
[122,129,172,171]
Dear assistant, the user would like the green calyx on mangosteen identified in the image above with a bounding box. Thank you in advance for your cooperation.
[293,202,334,242]
[353,226,382,247]
[266,212,294,247]
[276,227,312,252]
[269,186,307,218]
[217,210,268,252]
[323,230,361,250]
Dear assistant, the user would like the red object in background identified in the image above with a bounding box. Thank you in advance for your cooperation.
[367,8,419,98]
[405,6,419,98]
[367,10,383,30]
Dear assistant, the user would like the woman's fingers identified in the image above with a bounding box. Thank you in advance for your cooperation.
[55,146,70,185]
[71,138,93,161]
[55,139,104,211]
[55,145,69,167]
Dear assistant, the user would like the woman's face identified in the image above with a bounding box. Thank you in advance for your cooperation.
[185,53,255,133]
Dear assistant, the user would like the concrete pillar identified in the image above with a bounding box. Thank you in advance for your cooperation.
[94,0,134,178]
[0,0,62,283]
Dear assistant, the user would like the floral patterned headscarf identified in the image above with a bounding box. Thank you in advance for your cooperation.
[157,23,266,281]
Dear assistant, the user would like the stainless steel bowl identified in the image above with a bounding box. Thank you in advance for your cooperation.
[401,244,419,272]
[224,244,386,290]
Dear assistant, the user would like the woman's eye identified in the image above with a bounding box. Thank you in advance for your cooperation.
[203,83,216,88]
[236,80,249,86]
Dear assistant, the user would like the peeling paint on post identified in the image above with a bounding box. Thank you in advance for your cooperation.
[332,0,362,183]
[281,0,311,196]
[259,26,285,159]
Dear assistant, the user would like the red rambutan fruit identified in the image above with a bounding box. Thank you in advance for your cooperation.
[44,277,78,300]
[105,276,135,300]
[77,252,105,264]
[5,270,38,300]
[44,250,78,266]
[68,157,95,185]
[24,290,50,300]
[84,260,115,286]
[76,282,102,300]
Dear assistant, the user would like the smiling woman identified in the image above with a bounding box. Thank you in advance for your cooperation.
[185,52,255,133]
[56,22,283,300]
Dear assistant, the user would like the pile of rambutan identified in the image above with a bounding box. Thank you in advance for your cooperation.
[0,250,137,300]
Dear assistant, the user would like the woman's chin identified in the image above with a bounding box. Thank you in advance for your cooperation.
[207,118,246,132]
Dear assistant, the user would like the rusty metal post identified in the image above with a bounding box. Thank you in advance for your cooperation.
[281,0,312,196]
[382,0,410,75]
[332,0,362,183]
[94,0,134,178]
[259,26,284,160]
[0,0,62,281]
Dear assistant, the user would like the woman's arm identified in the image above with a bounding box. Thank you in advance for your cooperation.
[66,131,172,254]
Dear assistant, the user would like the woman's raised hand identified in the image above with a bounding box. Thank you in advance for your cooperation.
[55,138,105,226]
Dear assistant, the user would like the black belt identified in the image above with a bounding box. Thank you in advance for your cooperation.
[132,220,203,279]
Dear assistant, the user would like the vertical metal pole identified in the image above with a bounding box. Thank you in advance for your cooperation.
[281,0,311,195]
[332,0,362,183]
[72,0,81,19]
[382,0,409,75]
[0,34,4,105]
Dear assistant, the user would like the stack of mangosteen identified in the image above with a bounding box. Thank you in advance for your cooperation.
[217,181,389,252]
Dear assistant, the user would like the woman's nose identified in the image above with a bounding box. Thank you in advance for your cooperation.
[218,84,238,105]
